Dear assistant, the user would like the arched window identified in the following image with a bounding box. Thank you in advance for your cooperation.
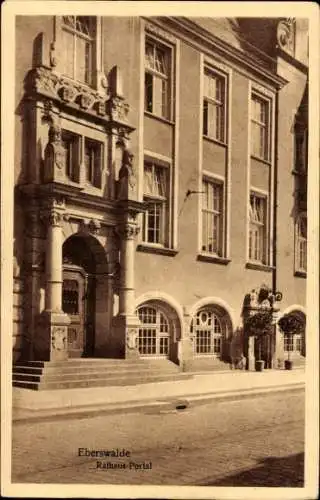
[137,305,170,357]
[191,308,226,357]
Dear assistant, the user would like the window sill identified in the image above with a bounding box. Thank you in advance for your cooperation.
[245,262,274,272]
[144,111,175,126]
[203,135,227,148]
[197,254,231,265]
[250,155,271,166]
[137,244,178,257]
[294,270,307,278]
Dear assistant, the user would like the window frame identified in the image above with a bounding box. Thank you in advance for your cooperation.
[250,92,271,162]
[60,16,96,86]
[295,213,307,274]
[283,333,302,354]
[54,16,103,91]
[61,128,103,189]
[142,159,170,247]
[137,305,171,358]
[203,67,227,144]
[248,191,268,265]
[191,308,224,358]
[144,34,174,121]
[201,176,225,257]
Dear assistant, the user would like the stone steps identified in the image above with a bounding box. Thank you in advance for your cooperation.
[184,357,231,372]
[12,358,190,391]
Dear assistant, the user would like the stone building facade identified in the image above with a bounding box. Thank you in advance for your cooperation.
[13,16,308,372]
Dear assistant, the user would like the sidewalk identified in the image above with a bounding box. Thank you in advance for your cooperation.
[12,368,305,423]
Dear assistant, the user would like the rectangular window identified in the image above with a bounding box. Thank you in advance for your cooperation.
[295,216,307,272]
[251,94,270,161]
[84,138,103,188]
[61,130,103,188]
[249,193,267,263]
[61,130,81,183]
[202,179,224,256]
[144,38,172,120]
[61,16,95,85]
[203,70,226,142]
[143,161,169,246]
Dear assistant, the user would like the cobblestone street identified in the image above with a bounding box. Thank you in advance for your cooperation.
[12,390,304,487]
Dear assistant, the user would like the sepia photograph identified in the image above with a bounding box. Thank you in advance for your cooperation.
[1,2,319,499]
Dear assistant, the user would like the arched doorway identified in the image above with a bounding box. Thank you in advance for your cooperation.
[62,234,107,358]
[136,300,181,363]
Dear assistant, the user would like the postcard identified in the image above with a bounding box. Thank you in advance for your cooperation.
[1,2,319,499]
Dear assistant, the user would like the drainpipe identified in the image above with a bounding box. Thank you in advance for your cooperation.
[272,88,280,368]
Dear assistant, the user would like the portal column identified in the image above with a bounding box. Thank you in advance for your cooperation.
[112,219,140,358]
[36,200,70,361]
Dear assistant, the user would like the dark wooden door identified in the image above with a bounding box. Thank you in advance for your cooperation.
[62,268,95,358]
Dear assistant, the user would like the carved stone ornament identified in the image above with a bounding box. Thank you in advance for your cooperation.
[79,92,95,110]
[25,66,110,121]
[50,41,57,67]
[60,85,77,103]
[88,219,101,235]
[108,95,130,122]
[47,210,63,227]
[277,19,295,55]
[116,223,140,240]
[51,327,67,351]
[126,328,138,350]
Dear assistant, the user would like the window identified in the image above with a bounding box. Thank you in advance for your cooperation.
[143,161,169,246]
[202,179,224,256]
[61,130,103,187]
[137,306,170,357]
[295,215,307,272]
[249,193,267,263]
[295,128,308,174]
[191,309,223,357]
[61,16,96,85]
[203,70,226,142]
[84,138,102,188]
[61,130,81,183]
[251,94,270,160]
[284,333,302,354]
[145,38,172,119]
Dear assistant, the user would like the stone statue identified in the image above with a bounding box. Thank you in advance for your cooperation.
[117,146,136,199]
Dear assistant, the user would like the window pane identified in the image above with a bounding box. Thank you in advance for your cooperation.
[76,37,90,83]
[145,43,154,70]
[154,46,167,75]
[153,75,164,117]
[202,181,223,255]
[61,29,74,79]
[145,73,153,113]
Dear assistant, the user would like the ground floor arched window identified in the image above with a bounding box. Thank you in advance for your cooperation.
[137,302,178,358]
[191,306,230,358]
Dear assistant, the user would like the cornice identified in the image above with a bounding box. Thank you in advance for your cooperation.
[17,182,119,215]
[147,16,288,90]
